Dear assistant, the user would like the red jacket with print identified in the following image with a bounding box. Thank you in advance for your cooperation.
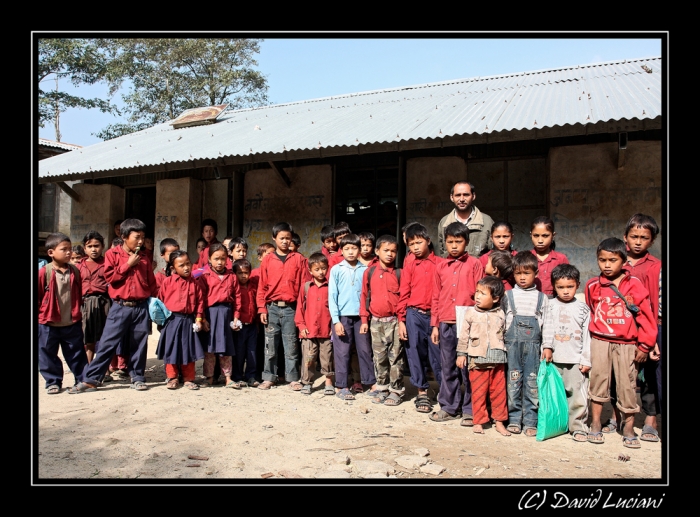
[584,269,657,351]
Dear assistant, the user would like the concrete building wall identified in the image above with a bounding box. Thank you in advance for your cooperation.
[202,179,229,236]
[69,184,124,247]
[549,140,662,285]
[244,165,332,267]
[406,156,467,248]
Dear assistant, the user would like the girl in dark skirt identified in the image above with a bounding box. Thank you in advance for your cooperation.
[156,250,206,390]
[197,243,241,388]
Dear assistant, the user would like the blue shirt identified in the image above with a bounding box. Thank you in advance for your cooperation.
[328,260,367,323]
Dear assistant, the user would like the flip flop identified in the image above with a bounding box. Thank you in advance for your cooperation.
[336,388,355,400]
[225,380,241,389]
[507,424,522,434]
[640,425,660,442]
[46,385,61,395]
[460,415,474,427]
[131,381,148,391]
[622,435,641,449]
[371,391,389,404]
[258,381,275,390]
[429,409,460,422]
[323,385,335,396]
[68,382,97,394]
[587,431,605,444]
[572,430,588,442]
[184,381,199,390]
[289,381,303,391]
[601,419,618,433]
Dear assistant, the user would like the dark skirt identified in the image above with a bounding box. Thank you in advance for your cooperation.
[203,304,235,356]
[156,312,205,364]
[82,294,111,343]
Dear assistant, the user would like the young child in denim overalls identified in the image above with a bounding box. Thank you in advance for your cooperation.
[501,251,548,436]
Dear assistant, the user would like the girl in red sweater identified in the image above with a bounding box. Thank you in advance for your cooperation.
[530,216,569,297]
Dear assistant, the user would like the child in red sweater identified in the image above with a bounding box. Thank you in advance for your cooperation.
[77,231,109,365]
[530,216,569,297]
[585,238,657,448]
[232,259,260,387]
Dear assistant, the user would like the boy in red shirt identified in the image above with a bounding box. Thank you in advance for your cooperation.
[232,258,260,387]
[69,219,158,393]
[429,222,484,423]
[319,224,338,262]
[295,253,335,395]
[397,223,443,413]
[256,222,311,390]
[328,222,351,270]
[585,237,657,448]
[38,233,89,394]
[360,235,404,406]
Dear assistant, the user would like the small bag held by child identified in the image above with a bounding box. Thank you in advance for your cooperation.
[536,360,569,441]
[148,297,172,326]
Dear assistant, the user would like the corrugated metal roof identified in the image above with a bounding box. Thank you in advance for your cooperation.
[38,138,82,151]
[39,56,662,181]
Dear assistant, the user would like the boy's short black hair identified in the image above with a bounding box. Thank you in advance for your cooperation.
[257,242,275,258]
[291,232,301,247]
[597,237,627,261]
[405,223,431,242]
[624,213,660,240]
[489,250,514,279]
[272,222,293,238]
[401,221,419,233]
[339,233,361,248]
[478,275,505,301]
[159,238,180,255]
[45,232,71,251]
[321,225,335,242]
[112,237,123,247]
[232,258,252,273]
[82,231,105,247]
[308,252,328,268]
[375,234,398,248]
[120,218,147,238]
[228,237,248,251]
[201,218,218,234]
[512,250,538,272]
[358,231,375,247]
[444,222,469,241]
[551,263,580,286]
[72,244,85,256]
[334,221,351,238]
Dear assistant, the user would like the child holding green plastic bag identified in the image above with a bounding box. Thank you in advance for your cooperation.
[541,264,591,442]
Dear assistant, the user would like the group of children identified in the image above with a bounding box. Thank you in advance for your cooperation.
[38,212,662,450]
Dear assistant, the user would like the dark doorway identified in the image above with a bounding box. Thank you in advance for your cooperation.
[335,166,398,240]
[125,186,156,239]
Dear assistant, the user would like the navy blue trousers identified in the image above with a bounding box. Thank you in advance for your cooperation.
[233,323,258,381]
[436,322,472,416]
[83,301,150,384]
[38,322,88,388]
[332,315,375,388]
[404,308,443,390]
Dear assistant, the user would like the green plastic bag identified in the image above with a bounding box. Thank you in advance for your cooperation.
[536,360,568,441]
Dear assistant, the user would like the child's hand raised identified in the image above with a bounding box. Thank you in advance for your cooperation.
[126,249,141,267]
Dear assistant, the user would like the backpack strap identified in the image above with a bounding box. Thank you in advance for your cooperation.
[44,262,53,290]
[303,281,312,312]
[365,266,376,313]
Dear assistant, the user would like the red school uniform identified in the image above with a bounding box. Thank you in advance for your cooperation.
[327,252,345,271]
[430,253,484,327]
[359,264,401,324]
[38,264,83,325]
[397,252,440,322]
[195,239,220,269]
[625,252,661,324]
[78,257,108,295]
[584,269,657,351]
[158,274,205,316]
[197,267,242,320]
[104,246,158,301]
[295,280,332,338]
[238,277,259,324]
[255,251,312,315]
[531,249,569,296]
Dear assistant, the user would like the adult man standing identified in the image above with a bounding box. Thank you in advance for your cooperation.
[437,181,494,258]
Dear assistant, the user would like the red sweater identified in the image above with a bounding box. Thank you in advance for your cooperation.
[158,274,205,316]
[584,269,657,351]
[625,252,661,323]
[197,268,242,320]
[78,257,108,296]
[431,253,484,327]
[397,252,441,321]
[295,280,332,338]
[360,264,400,324]
[38,264,83,325]
[104,246,158,301]
[531,249,569,296]
[238,278,259,324]
[256,251,311,314]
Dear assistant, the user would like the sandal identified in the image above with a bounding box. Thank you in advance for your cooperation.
[289,381,303,391]
[507,424,522,434]
[166,379,179,390]
[184,381,199,390]
[383,392,402,406]
[524,427,537,437]
[323,385,335,396]
[350,382,363,394]
[225,380,242,389]
[46,385,61,395]
[238,380,248,388]
[300,384,312,395]
[571,430,588,442]
[622,435,641,449]
[366,389,384,398]
[258,380,275,390]
[336,388,355,400]
[68,382,97,394]
[640,425,660,442]
[587,431,605,444]
[131,381,148,391]
[460,415,474,427]
[414,394,433,413]
[429,409,460,422]
[371,390,389,404]
[247,378,260,387]
[103,374,113,382]
[601,419,618,433]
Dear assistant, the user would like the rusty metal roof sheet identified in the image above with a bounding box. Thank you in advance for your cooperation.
[39,56,662,181]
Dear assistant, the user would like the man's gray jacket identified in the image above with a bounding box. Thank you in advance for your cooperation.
[437,206,494,258]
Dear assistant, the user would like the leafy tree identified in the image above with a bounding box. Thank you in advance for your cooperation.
[38,38,119,139]
[95,38,269,140]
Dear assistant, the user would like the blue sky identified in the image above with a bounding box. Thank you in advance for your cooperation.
[38,36,663,147]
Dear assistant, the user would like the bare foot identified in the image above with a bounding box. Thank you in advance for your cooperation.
[473,424,484,434]
[495,421,511,436]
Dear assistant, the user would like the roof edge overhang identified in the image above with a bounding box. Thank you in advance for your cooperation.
[38,117,662,184]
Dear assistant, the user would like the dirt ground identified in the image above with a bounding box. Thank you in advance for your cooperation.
[35,330,662,483]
